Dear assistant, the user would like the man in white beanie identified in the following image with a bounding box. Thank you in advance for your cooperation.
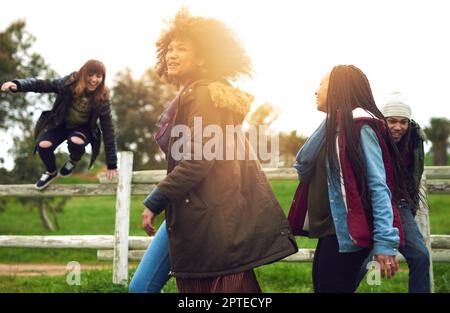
[382,91,412,143]
[358,91,431,293]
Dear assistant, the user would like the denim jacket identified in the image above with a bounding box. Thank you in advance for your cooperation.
[326,124,400,256]
[289,109,401,255]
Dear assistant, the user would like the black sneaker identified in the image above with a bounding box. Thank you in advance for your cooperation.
[59,160,77,177]
[35,171,58,190]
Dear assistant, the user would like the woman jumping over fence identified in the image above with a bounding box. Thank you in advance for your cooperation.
[1,60,118,189]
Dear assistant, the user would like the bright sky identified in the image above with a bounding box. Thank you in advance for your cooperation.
[1,0,449,168]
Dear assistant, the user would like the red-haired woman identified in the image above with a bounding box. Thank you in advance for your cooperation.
[1,60,118,189]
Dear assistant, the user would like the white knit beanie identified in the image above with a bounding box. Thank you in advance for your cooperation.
[381,91,411,119]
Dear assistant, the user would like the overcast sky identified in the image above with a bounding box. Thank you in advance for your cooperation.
[1,0,449,168]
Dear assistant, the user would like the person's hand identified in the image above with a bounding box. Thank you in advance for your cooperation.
[106,169,118,180]
[374,254,399,279]
[1,81,17,92]
[142,207,156,236]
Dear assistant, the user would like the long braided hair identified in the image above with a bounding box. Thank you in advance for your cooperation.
[324,65,419,219]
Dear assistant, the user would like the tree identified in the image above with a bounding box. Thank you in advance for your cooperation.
[247,102,280,127]
[246,102,280,165]
[279,130,308,167]
[0,20,56,129]
[0,20,65,231]
[424,117,450,166]
[111,68,176,170]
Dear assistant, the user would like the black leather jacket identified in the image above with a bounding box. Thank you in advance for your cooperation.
[13,72,117,169]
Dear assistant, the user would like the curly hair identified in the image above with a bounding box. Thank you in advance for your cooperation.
[155,8,253,83]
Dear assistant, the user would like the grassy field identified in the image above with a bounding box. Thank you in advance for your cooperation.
[0,179,449,292]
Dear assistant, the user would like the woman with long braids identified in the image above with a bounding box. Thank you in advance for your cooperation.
[1,60,118,188]
[288,65,419,292]
[136,8,297,293]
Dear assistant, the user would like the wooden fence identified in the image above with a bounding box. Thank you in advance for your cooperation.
[0,151,449,291]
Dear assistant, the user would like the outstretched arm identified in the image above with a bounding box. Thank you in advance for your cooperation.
[2,75,70,94]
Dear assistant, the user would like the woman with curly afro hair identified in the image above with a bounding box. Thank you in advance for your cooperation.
[130,8,297,293]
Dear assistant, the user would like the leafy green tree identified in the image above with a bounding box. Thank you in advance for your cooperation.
[0,20,65,231]
[246,102,280,165]
[111,68,176,170]
[0,20,56,129]
[279,130,307,167]
[247,102,280,127]
[424,117,450,166]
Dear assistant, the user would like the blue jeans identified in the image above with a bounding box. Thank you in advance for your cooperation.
[129,220,171,293]
[358,203,431,292]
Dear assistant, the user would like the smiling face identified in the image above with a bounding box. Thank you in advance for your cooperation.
[386,116,410,142]
[85,72,103,92]
[315,72,330,113]
[165,37,204,86]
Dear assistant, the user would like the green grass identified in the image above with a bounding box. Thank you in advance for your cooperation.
[0,269,129,293]
[0,180,449,292]
[426,194,450,234]
[0,269,179,293]
[1,263,448,293]
[0,195,166,264]
[424,153,450,166]
[0,196,166,236]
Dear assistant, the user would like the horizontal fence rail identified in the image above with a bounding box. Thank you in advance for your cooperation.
[1,235,449,263]
[1,180,448,196]
[96,167,450,194]
[98,166,450,183]
[1,234,448,249]
[96,249,450,263]
[0,184,156,197]
[2,167,448,197]
[0,235,152,249]
[423,166,450,179]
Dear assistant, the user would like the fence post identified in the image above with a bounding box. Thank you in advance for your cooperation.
[416,173,435,293]
[112,151,133,286]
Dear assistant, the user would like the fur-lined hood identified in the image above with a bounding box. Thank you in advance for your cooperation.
[207,81,254,117]
[182,80,254,120]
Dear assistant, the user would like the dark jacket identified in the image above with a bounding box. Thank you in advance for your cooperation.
[13,72,117,169]
[409,120,426,188]
[147,79,298,278]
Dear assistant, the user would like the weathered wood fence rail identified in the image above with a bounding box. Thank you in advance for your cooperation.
[0,234,449,262]
[0,152,449,291]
